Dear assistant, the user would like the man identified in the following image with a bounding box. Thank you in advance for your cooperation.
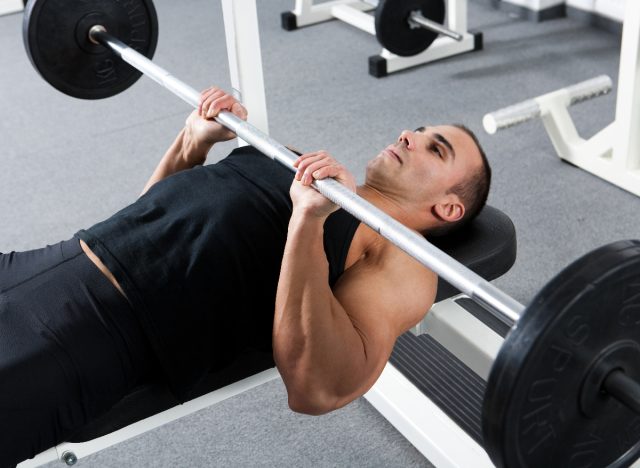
[0,87,490,465]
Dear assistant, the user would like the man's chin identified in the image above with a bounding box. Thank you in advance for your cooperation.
[369,152,389,166]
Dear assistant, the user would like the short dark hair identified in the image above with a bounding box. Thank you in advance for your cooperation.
[427,124,491,237]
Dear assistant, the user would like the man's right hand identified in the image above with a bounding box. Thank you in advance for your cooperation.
[184,87,248,160]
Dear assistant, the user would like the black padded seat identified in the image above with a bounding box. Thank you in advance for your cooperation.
[67,204,516,444]
[430,205,517,302]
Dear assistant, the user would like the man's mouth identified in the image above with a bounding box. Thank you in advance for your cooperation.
[384,146,402,164]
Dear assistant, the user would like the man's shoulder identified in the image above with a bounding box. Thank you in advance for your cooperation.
[336,240,436,333]
[374,238,436,278]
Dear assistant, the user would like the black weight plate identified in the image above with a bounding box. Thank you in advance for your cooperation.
[483,240,640,468]
[375,0,445,57]
[23,0,158,100]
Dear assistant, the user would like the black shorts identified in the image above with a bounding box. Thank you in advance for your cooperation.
[0,239,156,467]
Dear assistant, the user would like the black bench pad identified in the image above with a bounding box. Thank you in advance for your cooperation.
[430,205,516,302]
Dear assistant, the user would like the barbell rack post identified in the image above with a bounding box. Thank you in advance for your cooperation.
[88,25,524,325]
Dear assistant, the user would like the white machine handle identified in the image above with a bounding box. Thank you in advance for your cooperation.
[482,75,612,134]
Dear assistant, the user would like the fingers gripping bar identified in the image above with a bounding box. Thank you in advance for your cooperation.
[482,75,613,134]
[89,26,524,324]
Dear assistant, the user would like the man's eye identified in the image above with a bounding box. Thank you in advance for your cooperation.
[431,144,442,158]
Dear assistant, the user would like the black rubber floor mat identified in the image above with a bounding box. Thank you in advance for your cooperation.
[390,333,486,445]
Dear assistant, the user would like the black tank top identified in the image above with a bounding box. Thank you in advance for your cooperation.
[76,145,360,400]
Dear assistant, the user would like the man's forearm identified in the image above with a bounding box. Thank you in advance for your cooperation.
[273,211,368,414]
[140,127,212,196]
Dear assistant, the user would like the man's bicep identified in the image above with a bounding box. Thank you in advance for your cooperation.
[308,260,437,406]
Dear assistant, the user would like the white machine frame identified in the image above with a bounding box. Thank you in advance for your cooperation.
[366,365,494,468]
[284,0,478,77]
[17,370,280,468]
[221,0,268,138]
[483,0,640,198]
[364,295,501,468]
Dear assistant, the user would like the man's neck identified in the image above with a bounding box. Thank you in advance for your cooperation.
[356,184,426,231]
[343,185,419,270]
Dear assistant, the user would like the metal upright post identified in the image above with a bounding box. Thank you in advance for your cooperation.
[221,0,269,140]
[613,0,640,171]
[448,0,467,37]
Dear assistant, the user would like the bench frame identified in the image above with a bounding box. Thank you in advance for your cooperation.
[18,370,280,467]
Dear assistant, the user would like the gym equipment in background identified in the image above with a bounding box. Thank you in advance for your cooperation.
[280,0,482,77]
[482,0,640,199]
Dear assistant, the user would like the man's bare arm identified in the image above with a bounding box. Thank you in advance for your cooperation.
[140,86,247,196]
[273,152,436,414]
[140,126,210,196]
[273,209,436,414]
[274,211,366,414]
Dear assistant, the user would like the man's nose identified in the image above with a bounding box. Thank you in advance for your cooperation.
[398,130,413,149]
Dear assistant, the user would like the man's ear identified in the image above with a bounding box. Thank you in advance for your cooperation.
[431,197,465,223]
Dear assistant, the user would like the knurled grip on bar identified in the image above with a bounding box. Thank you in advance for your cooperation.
[482,75,612,135]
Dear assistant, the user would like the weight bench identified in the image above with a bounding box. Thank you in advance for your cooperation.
[18,204,516,467]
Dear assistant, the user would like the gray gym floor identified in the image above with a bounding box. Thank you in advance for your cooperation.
[1,0,637,466]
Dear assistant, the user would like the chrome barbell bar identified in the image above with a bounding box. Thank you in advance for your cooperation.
[89,25,524,324]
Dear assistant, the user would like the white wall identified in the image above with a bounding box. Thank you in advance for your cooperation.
[593,0,625,22]
[566,0,594,12]
[503,0,625,22]
[0,0,22,16]
[501,0,563,10]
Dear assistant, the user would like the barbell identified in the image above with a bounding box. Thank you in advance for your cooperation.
[281,0,463,58]
[21,1,640,466]
[375,0,463,57]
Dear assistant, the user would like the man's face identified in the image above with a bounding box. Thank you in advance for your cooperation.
[365,125,482,209]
